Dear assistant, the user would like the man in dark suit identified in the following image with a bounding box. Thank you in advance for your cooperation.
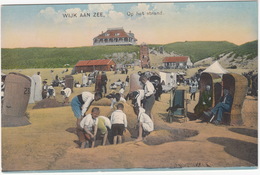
[100,71,108,95]
[204,89,233,125]
[194,85,212,119]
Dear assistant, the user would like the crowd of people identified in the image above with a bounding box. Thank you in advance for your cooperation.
[38,72,73,104]
[70,72,158,149]
[1,66,241,149]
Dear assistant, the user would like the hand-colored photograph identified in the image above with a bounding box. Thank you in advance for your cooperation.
[1,0,258,174]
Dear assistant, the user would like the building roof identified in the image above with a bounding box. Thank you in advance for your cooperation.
[163,56,189,63]
[94,27,136,40]
[75,59,115,67]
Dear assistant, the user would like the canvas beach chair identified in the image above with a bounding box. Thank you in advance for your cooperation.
[167,89,188,123]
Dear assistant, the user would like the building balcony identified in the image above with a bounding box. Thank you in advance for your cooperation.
[93,41,136,46]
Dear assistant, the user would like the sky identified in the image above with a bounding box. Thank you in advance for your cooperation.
[1,0,258,48]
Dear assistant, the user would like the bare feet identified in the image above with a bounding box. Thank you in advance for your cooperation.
[135,137,143,142]
[80,142,86,149]
[143,136,147,142]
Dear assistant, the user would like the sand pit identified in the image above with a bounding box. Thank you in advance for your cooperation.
[92,98,112,106]
[86,102,199,147]
[93,128,134,146]
[32,98,63,109]
[70,103,139,147]
[144,128,199,145]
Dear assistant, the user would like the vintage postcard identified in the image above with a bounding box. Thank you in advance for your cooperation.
[1,0,258,175]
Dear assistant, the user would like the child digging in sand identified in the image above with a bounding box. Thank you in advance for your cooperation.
[134,106,154,141]
[78,107,100,149]
[97,115,111,146]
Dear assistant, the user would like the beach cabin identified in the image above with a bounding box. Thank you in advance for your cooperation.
[75,59,116,73]
[162,56,193,69]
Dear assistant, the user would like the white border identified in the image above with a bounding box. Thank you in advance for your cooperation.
[0,0,259,175]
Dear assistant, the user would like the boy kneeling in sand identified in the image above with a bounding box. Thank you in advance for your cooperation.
[97,116,111,146]
[78,107,99,149]
[134,106,154,141]
[110,103,127,144]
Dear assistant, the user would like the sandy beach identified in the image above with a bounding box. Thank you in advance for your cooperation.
[1,67,258,173]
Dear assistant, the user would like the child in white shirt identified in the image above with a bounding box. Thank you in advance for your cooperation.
[110,103,127,144]
[61,87,71,104]
[134,107,154,141]
[78,107,100,148]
